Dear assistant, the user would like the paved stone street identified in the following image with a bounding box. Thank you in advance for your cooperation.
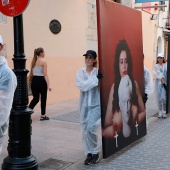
[1,92,170,170]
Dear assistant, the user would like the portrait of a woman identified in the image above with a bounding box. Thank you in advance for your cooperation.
[102,40,146,148]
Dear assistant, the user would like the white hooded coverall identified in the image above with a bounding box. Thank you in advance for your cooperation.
[144,66,153,95]
[0,56,17,153]
[76,67,101,155]
[153,62,167,115]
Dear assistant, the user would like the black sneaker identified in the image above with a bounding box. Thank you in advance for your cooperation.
[84,153,92,165]
[91,153,99,164]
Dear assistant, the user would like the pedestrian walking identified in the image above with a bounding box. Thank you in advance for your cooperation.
[28,47,51,121]
[0,35,17,153]
[153,53,167,118]
[76,50,103,165]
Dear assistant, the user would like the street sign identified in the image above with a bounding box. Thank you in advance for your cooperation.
[0,0,30,17]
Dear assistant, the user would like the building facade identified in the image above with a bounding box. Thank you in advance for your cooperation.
[0,0,168,105]
[0,0,98,105]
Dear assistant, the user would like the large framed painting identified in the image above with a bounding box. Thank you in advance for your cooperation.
[96,0,146,158]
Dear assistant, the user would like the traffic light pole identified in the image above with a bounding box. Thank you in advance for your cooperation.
[1,14,38,170]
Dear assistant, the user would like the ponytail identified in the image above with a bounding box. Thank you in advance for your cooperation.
[30,47,44,70]
[30,49,38,70]
[93,60,98,67]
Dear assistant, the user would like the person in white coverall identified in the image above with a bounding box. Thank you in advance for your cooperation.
[0,35,17,153]
[102,40,146,143]
[143,66,153,105]
[153,53,167,118]
[76,50,103,165]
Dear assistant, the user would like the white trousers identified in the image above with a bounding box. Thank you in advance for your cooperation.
[81,107,101,155]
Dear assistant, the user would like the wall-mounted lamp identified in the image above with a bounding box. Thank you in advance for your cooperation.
[150,14,157,20]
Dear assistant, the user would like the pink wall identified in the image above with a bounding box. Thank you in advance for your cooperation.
[7,56,84,105]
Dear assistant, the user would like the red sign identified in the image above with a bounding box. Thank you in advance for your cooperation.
[0,0,30,17]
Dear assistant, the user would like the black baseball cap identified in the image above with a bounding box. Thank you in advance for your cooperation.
[83,50,97,59]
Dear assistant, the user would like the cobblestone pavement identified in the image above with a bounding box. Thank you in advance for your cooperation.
[65,116,170,170]
[146,92,158,118]
[64,92,170,170]
[1,92,169,170]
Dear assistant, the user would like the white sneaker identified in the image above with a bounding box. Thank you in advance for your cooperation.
[158,113,162,118]
[162,114,167,118]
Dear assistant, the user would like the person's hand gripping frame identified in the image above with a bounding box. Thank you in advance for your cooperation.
[97,71,103,79]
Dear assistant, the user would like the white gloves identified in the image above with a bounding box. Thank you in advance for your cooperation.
[118,75,132,138]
